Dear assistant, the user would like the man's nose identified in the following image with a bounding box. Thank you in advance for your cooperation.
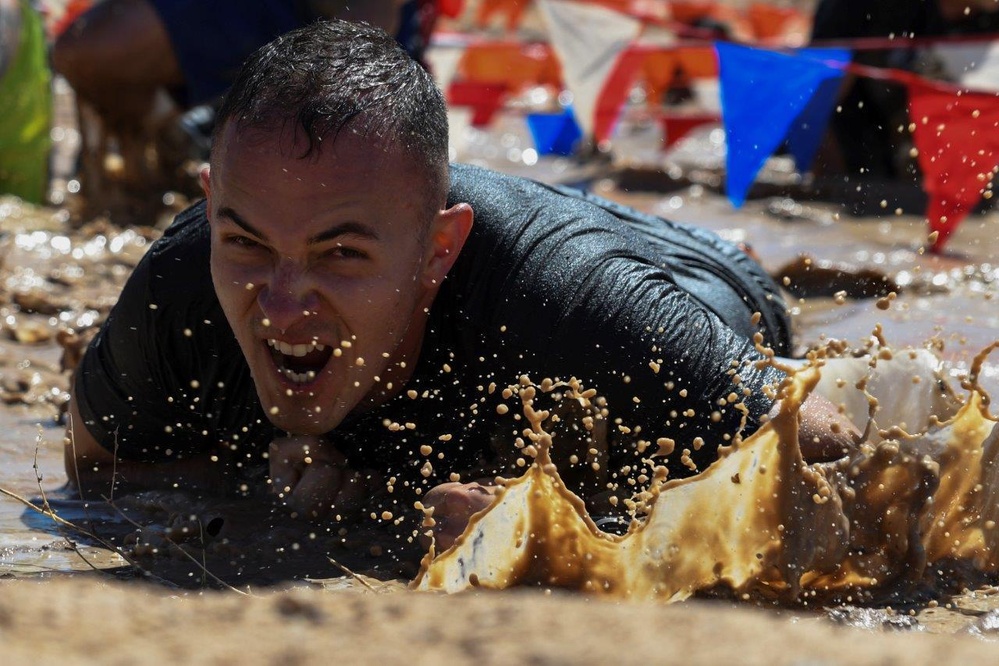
[257,261,319,332]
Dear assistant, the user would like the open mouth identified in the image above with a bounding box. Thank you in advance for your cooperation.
[266,339,335,385]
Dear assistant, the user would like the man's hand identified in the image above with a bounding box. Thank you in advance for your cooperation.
[420,480,499,551]
[269,435,373,520]
[777,392,862,462]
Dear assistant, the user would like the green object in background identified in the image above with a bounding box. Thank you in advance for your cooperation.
[0,0,51,204]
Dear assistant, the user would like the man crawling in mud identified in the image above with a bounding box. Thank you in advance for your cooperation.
[65,19,857,551]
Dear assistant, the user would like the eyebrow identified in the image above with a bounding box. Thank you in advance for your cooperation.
[217,206,380,244]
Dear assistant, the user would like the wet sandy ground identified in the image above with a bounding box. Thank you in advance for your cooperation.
[5,72,999,659]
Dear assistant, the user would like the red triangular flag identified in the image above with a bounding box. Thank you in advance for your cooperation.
[908,82,999,251]
[446,80,508,127]
[594,47,648,144]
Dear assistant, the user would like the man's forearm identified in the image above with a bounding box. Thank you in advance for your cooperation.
[65,393,236,500]
[68,449,233,500]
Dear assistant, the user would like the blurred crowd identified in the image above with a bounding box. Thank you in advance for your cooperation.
[2,0,999,221]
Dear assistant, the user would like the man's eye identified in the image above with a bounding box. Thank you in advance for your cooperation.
[324,246,367,260]
[225,235,262,249]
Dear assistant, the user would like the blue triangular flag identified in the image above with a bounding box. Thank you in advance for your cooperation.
[717,43,851,207]
[784,53,851,172]
[526,108,583,156]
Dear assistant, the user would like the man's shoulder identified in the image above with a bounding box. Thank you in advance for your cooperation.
[447,163,612,235]
[141,200,212,277]
[447,163,637,223]
[126,199,215,311]
[448,162,557,203]
[156,199,211,253]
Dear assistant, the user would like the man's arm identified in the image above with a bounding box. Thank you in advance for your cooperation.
[64,393,232,499]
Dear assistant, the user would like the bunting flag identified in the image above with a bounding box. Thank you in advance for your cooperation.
[660,111,718,147]
[593,42,716,145]
[446,80,508,126]
[435,5,999,247]
[526,108,583,155]
[537,0,643,140]
[782,72,844,174]
[593,28,679,143]
[907,81,999,251]
[592,47,658,144]
[933,42,999,94]
[716,42,850,208]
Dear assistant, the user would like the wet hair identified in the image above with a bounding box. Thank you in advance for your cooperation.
[212,19,449,213]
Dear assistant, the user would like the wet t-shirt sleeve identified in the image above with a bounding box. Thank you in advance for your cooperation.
[443,165,788,478]
[73,203,270,465]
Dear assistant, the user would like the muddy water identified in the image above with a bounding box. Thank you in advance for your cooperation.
[4,98,999,634]
[0,202,150,576]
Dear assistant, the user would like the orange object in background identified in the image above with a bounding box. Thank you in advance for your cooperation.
[668,0,716,24]
[640,50,679,106]
[675,46,717,79]
[457,42,561,91]
[629,47,716,107]
[593,0,634,13]
[746,2,801,40]
[475,0,529,31]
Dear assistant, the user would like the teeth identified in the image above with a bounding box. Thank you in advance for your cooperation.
[267,339,329,385]
[267,339,328,356]
[279,368,318,384]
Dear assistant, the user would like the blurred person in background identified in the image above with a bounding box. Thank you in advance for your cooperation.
[811,0,999,181]
[50,0,436,222]
[0,0,51,204]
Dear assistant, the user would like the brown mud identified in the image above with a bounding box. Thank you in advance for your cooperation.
[4,145,999,658]
[415,351,999,604]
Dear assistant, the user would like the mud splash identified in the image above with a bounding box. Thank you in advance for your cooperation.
[414,343,999,603]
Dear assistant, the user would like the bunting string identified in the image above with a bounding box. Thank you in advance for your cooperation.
[439,0,999,251]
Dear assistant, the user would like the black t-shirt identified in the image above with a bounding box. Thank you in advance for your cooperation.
[75,164,789,491]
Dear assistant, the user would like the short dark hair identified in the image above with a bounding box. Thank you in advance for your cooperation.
[212,19,449,210]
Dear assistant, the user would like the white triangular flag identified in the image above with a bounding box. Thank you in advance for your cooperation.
[537,0,643,139]
[934,42,999,93]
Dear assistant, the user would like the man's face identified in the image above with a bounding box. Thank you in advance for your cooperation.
[205,123,445,435]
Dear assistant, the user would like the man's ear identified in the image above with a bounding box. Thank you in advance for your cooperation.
[422,202,474,289]
[199,165,211,200]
